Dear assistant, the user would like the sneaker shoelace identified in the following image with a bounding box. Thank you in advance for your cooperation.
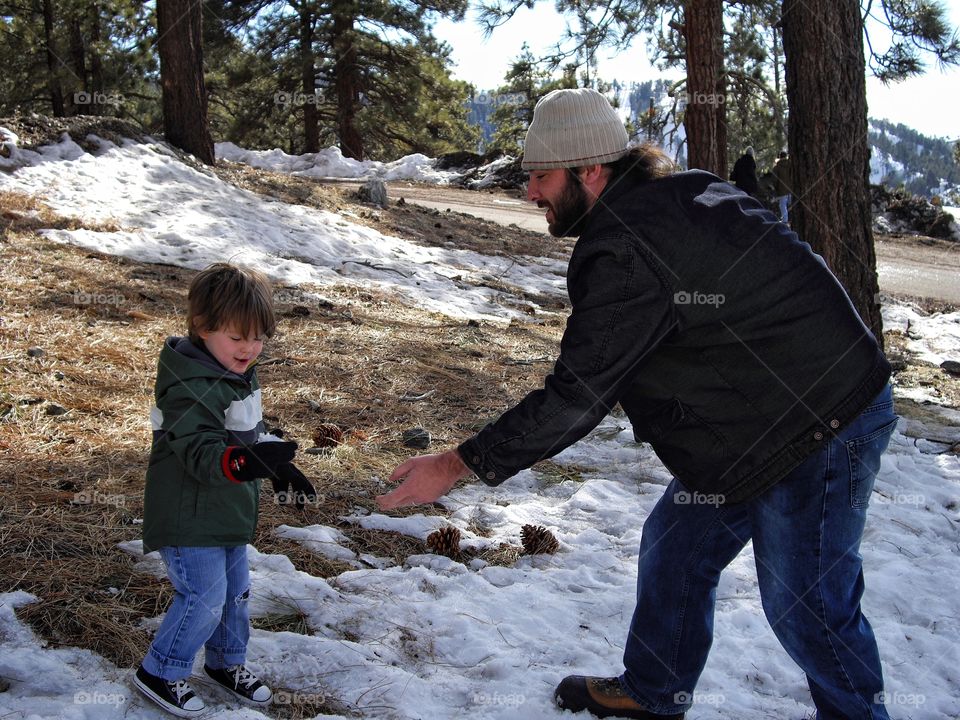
[228,665,258,689]
[168,679,194,702]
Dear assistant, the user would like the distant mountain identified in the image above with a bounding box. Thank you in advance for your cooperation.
[465,86,959,200]
[868,118,959,199]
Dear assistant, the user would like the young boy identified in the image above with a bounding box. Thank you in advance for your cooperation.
[133,263,315,717]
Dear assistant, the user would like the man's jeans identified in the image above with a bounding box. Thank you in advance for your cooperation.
[778,194,792,223]
[142,545,251,681]
[622,385,897,719]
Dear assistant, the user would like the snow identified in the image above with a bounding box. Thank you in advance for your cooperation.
[215,142,460,185]
[0,133,567,323]
[1,131,959,719]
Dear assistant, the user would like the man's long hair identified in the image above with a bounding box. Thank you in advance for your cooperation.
[603,143,677,185]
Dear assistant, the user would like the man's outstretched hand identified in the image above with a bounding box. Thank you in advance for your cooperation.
[376,450,472,510]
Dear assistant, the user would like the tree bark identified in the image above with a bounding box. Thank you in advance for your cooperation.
[156,0,215,165]
[331,0,363,160]
[298,2,320,153]
[782,0,883,347]
[42,0,65,117]
[89,4,105,102]
[683,0,725,176]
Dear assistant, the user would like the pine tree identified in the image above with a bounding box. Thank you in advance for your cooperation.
[156,0,214,164]
[487,45,578,155]
[0,0,153,119]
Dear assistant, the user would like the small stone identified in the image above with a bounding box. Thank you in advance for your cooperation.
[940,360,960,376]
[45,403,68,416]
[357,178,388,208]
[402,427,431,449]
[27,347,45,358]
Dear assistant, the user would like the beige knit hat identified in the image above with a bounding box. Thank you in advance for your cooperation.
[521,88,629,170]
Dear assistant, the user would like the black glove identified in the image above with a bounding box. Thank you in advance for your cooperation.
[271,462,317,509]
[222,441,297,483]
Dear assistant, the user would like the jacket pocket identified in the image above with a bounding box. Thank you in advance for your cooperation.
[632,398,729,483]
[632,397,686,443]
[846,417,898,509]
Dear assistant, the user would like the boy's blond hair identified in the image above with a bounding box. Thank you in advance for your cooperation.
[187,263,276,342]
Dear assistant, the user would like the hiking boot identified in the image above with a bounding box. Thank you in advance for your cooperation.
[133,665,205,718]
[203,664,273,705]
[554,675,685,719]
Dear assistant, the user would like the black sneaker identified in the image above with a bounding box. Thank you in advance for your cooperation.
[133,665,205,718]
[203,664,273,705]
[554,675,685,719]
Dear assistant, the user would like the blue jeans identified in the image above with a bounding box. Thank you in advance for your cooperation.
[622,385,897,719]
[778,194,792,223]
[142,545,251,681]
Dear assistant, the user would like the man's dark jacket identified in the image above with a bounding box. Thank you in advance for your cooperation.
[458,170,890,503]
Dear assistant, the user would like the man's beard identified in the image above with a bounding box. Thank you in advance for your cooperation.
[542,172,591,237]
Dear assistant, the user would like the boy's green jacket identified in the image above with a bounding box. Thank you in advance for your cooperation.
[142,337,264,553]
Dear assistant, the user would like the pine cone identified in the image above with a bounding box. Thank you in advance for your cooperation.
[312,422,344,448]
[520,524,559,555]
[426,526,462,559]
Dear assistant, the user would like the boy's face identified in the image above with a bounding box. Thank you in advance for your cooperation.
[198,325,265,374]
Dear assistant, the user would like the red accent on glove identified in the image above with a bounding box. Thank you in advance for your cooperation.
[222,446,243,483]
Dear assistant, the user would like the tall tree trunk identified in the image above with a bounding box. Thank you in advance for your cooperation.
[89,4,105,101]
[42,0,65,117]
[683,0,725,176]
[156,0,215,165]
[298,2,319,153]
[331,0,363,160]
[68,14,88,114]
[782,0,883,347]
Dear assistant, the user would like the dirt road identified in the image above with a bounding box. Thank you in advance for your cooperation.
[386,181,960,304]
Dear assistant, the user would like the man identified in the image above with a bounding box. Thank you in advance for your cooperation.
[377,89,895,720]
[772,150,793,223]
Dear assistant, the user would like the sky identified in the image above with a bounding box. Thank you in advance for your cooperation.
[433,3,960,141]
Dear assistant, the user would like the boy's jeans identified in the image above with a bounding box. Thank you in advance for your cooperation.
[622,385,897,719]
[142,545,251,681]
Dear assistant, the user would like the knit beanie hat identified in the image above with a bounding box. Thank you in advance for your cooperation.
[521,88,629,170]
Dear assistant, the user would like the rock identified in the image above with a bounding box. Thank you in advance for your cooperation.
[27,346,45,358]
[45,403,68,416]
[357,178,388,208]
[941,360,960,376]
[402,427,431,449]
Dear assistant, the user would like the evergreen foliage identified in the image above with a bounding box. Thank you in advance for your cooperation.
[869,118,960,197]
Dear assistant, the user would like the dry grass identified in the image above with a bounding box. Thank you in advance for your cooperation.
[0,189,564,710]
